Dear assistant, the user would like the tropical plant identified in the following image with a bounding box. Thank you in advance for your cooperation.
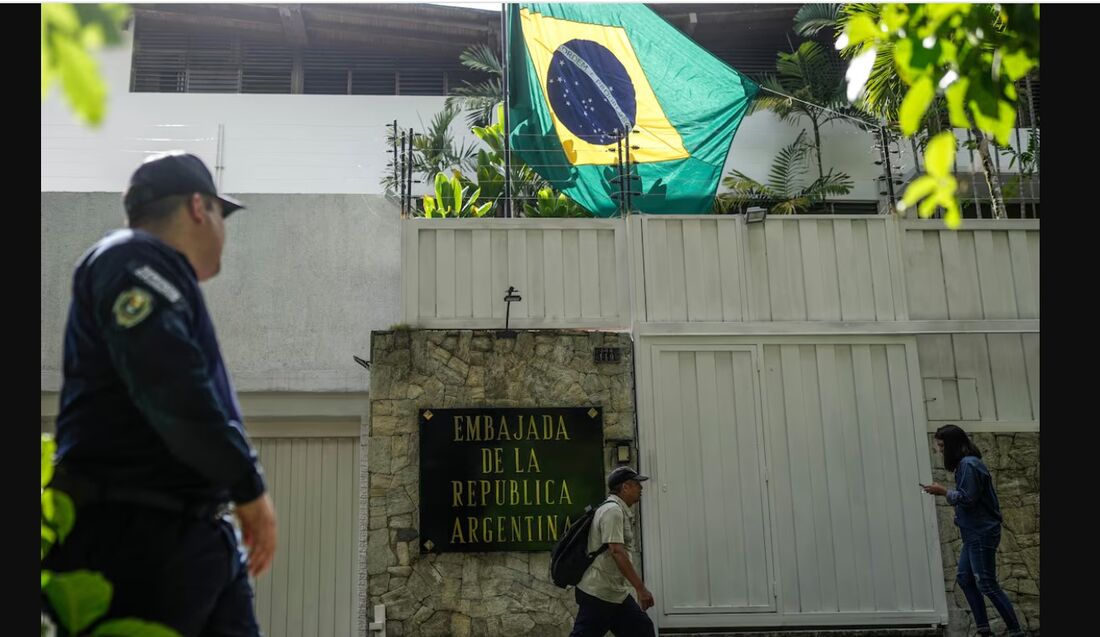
[41,434,182,637]
[715,130,853,215]
[42,3,131,126]
[422,172,492,218]
[837,3,1040,225]
[522,189,590,218]
[445,44,504,128]
[382,102,478,195]
[751,40,876,180]
[995,126,1039,216]
[471,107,551,208]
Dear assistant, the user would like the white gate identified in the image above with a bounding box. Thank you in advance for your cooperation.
[646,345,775,616]
[250,423,361,637]
[637,336,947,630]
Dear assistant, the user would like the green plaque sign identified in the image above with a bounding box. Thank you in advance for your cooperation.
[418,407,605,553]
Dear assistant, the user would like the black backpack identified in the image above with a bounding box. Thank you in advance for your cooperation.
[549,499,613,588]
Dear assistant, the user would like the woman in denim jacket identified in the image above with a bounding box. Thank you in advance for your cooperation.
[923,424,1026,637]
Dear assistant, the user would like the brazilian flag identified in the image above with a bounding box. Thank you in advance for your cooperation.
[508,3,759,217]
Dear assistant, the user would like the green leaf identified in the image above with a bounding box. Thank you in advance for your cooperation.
[880,4,909,32]
[42,489,77,544]
[943,200,962,229]
[422,196,436,217]
[93,619,183,637]
[452,176,464,214]
[893,38,915,83]
[53,33,108,126]
[42,523,57,559]
[845,14,881,48]
[918,190,943,219]
[899,76,935,136]
[42,570,53,589]
[43,3,81,32]
[43,570,113,635]
[42,434,56,488]
[901,175,938,209]
[944,77,971,129]
[924,132,957,177]
[969,99,1016,146]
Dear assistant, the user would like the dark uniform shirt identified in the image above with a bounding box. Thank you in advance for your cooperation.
[54,229,265,506]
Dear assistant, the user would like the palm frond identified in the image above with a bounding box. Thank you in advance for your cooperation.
[716,171,773,213]
[414,103,478,176]
[766,130,810,197]
[855,42,907,120]
[794,3,843,38]
[459,44,502,76]
[772,196,812,215]
[449,77,502,100]
[802,170,854,201]
[749,76,804,121]
[837,4,883,57]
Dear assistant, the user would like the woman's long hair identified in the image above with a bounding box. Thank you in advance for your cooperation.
[934,424,982,472]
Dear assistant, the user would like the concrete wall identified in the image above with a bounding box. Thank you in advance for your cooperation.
[41,31,469,196]
[40,192,402,393]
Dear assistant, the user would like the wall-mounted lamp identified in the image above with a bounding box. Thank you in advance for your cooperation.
[353,355,371,370]
[498,286,522,339]
[745,206,767,224]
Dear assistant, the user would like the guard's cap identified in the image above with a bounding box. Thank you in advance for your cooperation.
[123,151,245,220]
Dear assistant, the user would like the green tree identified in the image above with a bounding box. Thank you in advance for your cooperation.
[444,44,504,128]
[751,40,874,180]
[715,130,854,215]
[41,3,131,127]
[838,3,1040,226]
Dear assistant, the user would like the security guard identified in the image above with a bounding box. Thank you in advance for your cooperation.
[45,151,277,637]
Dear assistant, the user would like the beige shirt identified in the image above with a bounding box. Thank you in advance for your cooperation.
[577,494,636,603]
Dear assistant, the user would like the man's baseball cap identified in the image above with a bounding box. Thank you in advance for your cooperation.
[123,151,245,220]
[607,466,649,490]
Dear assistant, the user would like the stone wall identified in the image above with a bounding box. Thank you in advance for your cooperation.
[364,329,636,637]
[931,433,1040,636]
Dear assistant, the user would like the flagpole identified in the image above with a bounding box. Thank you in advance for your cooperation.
[501,3,513,218]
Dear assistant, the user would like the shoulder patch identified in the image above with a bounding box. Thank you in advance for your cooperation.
[131,264,182,303]
[113,288,155,328]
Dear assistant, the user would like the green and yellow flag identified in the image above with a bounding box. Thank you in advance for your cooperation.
[508,3,759,217]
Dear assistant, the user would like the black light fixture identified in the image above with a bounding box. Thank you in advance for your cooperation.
[498,286,522,339]
[353,355,371,370]
[745,206,767,224]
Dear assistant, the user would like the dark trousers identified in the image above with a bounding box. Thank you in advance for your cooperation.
[569,587,656,637]
[42,503,261,637]
[957,528,1024,636]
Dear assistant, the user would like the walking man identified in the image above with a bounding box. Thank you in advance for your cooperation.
[569,466,656,637]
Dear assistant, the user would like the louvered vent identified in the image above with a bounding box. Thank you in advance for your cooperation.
[130,15,519,97]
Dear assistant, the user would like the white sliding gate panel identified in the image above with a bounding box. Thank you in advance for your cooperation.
[644,344,775,617]
[637,336,948,630]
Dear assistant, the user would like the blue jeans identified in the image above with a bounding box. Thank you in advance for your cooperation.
[957,528,1024,636]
